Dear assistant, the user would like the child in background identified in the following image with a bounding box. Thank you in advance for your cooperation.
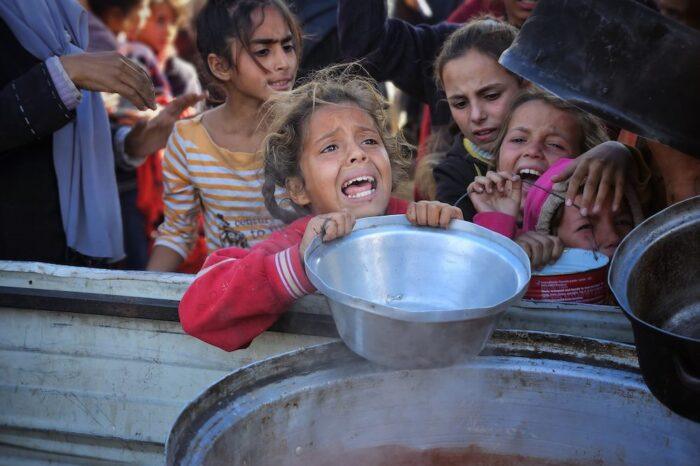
[135,0,202,98]
[430,19,525,218]
[146,0,301,271]
[177,71,517,352]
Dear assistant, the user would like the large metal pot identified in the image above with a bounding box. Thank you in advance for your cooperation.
[609,195,700,422]
[166,334,700,465]
[303,215,530,368]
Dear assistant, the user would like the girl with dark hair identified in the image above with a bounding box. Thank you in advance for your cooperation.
[146,0,304,271]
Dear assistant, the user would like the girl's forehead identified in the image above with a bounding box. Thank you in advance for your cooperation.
[510,101,579,137]
[249,6,292,39]
[309,103,375,127]
[443,49,514,88]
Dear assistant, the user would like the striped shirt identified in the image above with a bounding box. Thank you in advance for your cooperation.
[154,115,285,258]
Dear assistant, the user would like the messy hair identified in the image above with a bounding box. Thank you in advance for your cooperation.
[434,17,520,88]
[195,0,302,81]
[493,89,609,168]
[261,65,413,223]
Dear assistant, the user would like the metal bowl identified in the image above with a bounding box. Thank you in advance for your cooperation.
[304,215,530,368]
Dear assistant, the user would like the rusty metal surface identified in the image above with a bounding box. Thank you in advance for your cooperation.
[166,337,700,466]
[500,0,700,156]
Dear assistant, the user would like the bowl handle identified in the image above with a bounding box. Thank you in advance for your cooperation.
[673,354,700,393]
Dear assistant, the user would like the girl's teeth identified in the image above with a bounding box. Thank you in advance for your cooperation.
[347,188,375,199]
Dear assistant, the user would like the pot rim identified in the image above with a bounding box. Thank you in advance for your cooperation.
[609,195,700,344]
[304,215,531,323]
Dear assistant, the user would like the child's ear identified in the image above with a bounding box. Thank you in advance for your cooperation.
[207,53,231,82]
[286,176,311,207]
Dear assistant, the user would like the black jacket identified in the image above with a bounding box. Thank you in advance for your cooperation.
[433,135,492,221]
[0,18,76,263]
[337,0,458,126]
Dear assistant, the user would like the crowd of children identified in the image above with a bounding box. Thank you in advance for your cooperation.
[2,0,698,352]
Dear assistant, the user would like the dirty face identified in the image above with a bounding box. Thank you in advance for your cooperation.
[442,49,523,150]
[289,103,393,219]
[556,194,635,258]
[498,100,581,201]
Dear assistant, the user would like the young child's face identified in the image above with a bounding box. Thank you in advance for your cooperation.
[228,6,298,103]
[137,2,177,55]
[290,103,393,219]
[498,100,581,199]
[503,0,538,27]
[556,194,634,258]
[442,50,522,149]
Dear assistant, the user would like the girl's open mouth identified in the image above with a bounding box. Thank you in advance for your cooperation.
[268,79,292,91]
[341,175,377,199]
[517,167,542,183]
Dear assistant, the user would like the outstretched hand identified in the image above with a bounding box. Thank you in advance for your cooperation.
[550,141,632,215]
[60,51,156,111]
[124,92,206,159]
[468,171,522,217]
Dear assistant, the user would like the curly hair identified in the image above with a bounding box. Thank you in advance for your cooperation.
[261,65,413,223]
[493,89,609,169]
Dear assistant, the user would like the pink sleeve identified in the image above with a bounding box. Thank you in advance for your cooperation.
[473,212,518,239]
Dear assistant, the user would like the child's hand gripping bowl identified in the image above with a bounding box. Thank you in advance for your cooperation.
[300,201,463,257]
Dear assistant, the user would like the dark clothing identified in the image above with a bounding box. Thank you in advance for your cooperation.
[433,135,491,221]
[165,56,202,99]
[0,18,75,263]
[290,0,341,80]
[337,0,458,125]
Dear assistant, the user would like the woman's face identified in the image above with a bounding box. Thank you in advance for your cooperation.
[556,194,635,258]
[498,100,581,199]
[441,49,523,150]
[290,103,393,219]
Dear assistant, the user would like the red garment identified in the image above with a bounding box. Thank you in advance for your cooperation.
[178,198,517,351]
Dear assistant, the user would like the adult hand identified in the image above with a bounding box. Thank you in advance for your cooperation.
[515,231,564,270]
[406,200,463,228]
[467,171,522,217]
[60,51,156,111]
[551,141,631,216]
[300,210,356,258]
[124,93,206,159]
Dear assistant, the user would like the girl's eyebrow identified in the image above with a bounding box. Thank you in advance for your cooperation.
[251,34,293,45]
[476,83,502,95]
[510,126,530,133]
[356,125,379,134]
[315,127,340,143]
